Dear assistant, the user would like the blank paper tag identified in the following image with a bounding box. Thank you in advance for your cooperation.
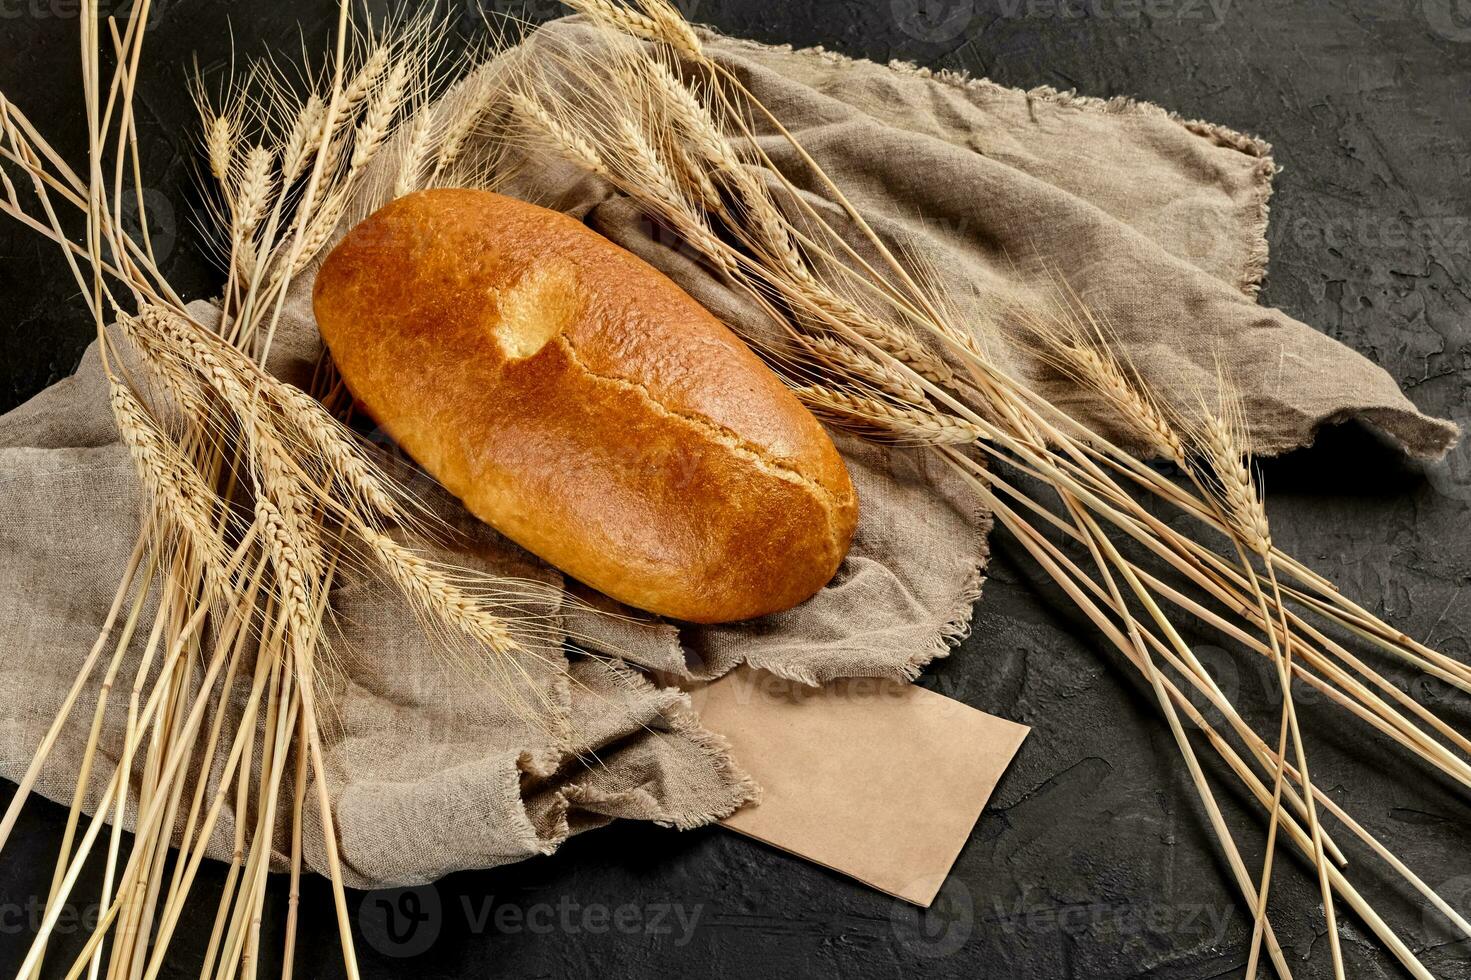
[687,666,1029,907]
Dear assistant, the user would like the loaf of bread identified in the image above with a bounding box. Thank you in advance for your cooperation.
[313,189,858,623]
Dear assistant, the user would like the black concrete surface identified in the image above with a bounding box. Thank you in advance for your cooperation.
[2,1,1471,977]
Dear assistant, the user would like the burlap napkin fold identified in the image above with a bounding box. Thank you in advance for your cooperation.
[0,20,1452,888]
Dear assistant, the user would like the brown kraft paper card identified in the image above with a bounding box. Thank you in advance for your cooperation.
[685,666,1030,907]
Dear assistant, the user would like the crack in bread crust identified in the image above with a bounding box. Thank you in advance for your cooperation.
[552,333,847,550]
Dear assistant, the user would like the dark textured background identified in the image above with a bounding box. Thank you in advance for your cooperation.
[2,1,1470,977]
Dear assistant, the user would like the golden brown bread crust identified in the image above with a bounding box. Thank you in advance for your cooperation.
[313,188,858,623]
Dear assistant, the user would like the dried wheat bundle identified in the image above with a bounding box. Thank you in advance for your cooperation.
[0,6,644,978]
[489,3,1471,976]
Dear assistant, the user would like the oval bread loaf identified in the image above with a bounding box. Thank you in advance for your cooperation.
[313,188,858,624]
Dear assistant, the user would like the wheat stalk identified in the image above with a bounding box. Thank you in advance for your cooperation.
[795,334,926,404]
[570,0,703,60]
[232,144,275,236]
[107,377,234,575]
[1184,386,1343,979]
[1026,313,1186,463]
[508,89,605,172]
[280,94,327,181]
[347,62,410,178]
[434,63,504,180]
[0,10,612,977]
[1015,315,1340,964]
[1193,403,1272,556]
[341,44,389,115]
[794,383,980,445]
[513,6,1470,975]
[393,89,437,198]
[203,112,232,182]
[268,380,411,523]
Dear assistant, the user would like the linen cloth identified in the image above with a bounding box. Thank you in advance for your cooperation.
[0,19,1451,886]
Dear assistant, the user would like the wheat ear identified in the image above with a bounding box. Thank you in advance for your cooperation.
[566,0,703,61]
[1193,405,1271,556]
[794,384,982,446]
[796,334,927,405]
[107,379,232,575]
[1062,341,1185,463]
[280,95,327,181]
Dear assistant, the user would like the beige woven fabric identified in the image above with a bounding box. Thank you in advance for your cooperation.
[0,20,1452,887]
